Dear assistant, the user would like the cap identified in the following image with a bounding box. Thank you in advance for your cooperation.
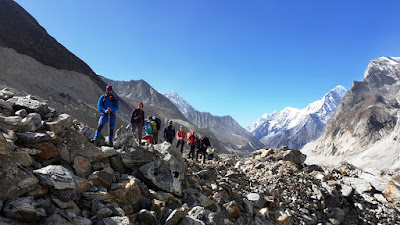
[106,85,112,91]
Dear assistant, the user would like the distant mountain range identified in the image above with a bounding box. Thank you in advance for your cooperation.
[247,85,347,150]
[303,57,400,169]
[164,92,265,153]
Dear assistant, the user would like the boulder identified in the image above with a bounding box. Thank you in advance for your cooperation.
[45,114,73,135]
[0,88,14,100]
[114,125,136,150]
[88,167,115,189]
[343,177,374,194]
[73,156,92,178]
[165,203,190,225]
[33,165,77,190]
[246,193,266,209]
[3,196,46,222]
[121,147,158,169]
[16,132,51,144]
[103,216,133,225]
[26,142,59,160]
[384,180,400,203]
[11,151,33,167]
[0,216,30,225]
[110,179,142,206]
[139,147,185,195]
[224,201,240,219]
[136,209,158,225]
[0,115,28,132]
[0,152,38,200]
[276,149,306,165]
[40,213,73,225]
[79,146,117,163]
[7,96,51,117]
[179,217,206,225]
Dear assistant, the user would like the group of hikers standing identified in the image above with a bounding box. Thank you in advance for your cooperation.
[91,85,213,163]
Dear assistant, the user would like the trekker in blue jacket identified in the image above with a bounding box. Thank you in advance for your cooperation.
[92,85,119,146]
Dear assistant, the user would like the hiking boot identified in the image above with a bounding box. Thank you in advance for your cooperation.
[90,138,98,146]
[108,142,114,147]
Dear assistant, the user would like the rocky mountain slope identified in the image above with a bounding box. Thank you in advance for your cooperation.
[303,57,400,169]
[1,89,399,224]
[247,86,347,150]
[101,78,228,154]
[0,0,132,129]
[164,92,264,153]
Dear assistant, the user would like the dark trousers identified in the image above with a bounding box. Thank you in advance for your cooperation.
[176,139,185,153]
[196,147,206,163]
[188,145,195,160]
[166,137,173,144]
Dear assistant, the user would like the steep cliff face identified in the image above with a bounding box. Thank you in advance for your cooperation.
[303,57,400,169]
[0,0,105,88]
[248,86,347,150]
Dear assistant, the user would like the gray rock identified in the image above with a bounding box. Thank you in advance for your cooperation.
[3,196,46,222]
[0,216,30,225]
[45,114,73,135]
[136,209,158,225]
[276,149,306,164]
[114,125,136,150]
[15,109,27,118]
[343,177,374,194]
[0,115,28,132]
[26,112,42,128]
[0,153,38,200]
[103,216,133,225]
[40,213,72,225]
[7,96,51,117]
[339,184,354,198]
[16,132,51,144]
[0,88,14,100]
[73,156,92,178]
[88,167,115,189]
[121,147,158,169]
[165,203,190,225]
[72,216,93,225]
[242,198,253,216]
[246,193,266,209]
[179,217,205,225]
[97,207,113,220]
[33,165,77,190]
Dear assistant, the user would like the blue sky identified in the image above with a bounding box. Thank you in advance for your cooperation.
[14,0,400,127]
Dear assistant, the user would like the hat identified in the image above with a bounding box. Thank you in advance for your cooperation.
[106,85,112,90]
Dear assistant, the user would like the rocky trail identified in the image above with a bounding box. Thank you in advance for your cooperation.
[0,87,399,225]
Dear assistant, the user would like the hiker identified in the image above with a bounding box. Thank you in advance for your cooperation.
[197,135,210,164]
[141,119,154,144]
[152,116,161,144]
[187,131,197,160]
[163,120,176,144]
[176,125,186,153]
[148,117,158,144]
[130,102,145,144]
[92,85,119,147]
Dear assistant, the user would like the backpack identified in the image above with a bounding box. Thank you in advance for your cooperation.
[153,116,161,130]
[102,93,119,107]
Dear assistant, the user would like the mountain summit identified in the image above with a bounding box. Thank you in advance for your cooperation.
[247,85,347,149]
[303,57,400,169]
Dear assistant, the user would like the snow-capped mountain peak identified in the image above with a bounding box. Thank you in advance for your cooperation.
[247,85,347,149]
[163,91,196,114]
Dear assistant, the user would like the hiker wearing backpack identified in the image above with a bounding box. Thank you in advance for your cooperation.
[149,117,158,144]
[163,120,176,144]
[197,135,210,164]
[92,85,119,147]
[187,131,197,160]
[130,102,145,144]
[141,119,154,144]
[176,125,186,153]
[152,116,161,144]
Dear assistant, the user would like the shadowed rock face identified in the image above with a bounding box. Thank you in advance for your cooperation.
[0,0,105,88]
[303,57,400,169]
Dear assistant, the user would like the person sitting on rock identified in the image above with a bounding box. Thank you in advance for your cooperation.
[196,135,210,164]
[92,85,119,147]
